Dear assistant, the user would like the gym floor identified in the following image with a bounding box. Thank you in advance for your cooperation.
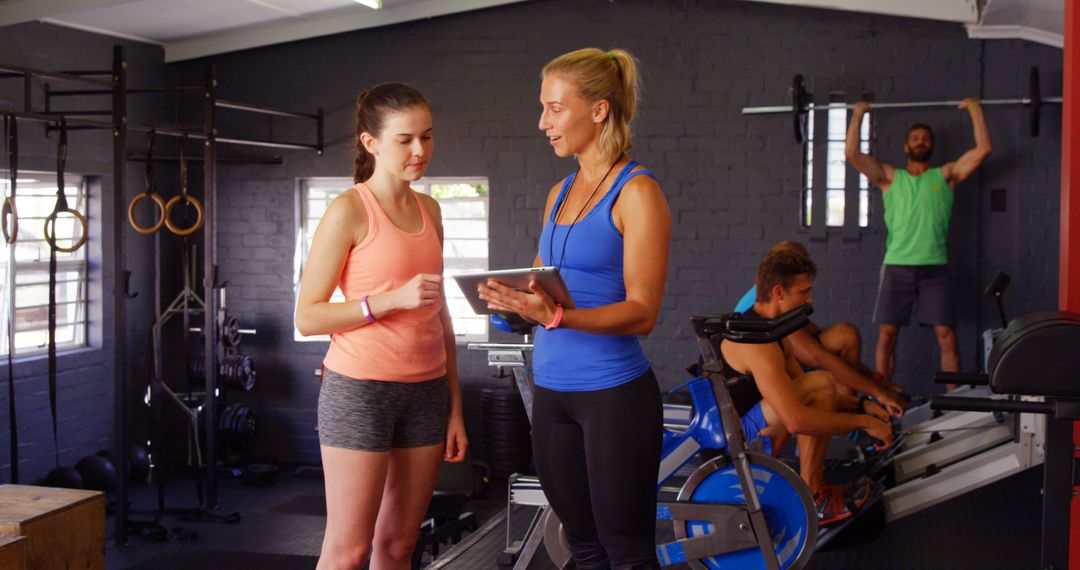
[104,464,1041,569]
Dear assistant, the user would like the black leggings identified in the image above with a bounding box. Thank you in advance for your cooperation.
[532,369,663,570]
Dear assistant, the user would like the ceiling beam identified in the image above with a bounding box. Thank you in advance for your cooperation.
[40,16,162,45]
[966,24,1064,48]
[739,0,979,24]
[163,0,529,62]
[0,0,134,28]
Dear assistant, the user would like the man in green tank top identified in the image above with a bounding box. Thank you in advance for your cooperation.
[845,99,992,389]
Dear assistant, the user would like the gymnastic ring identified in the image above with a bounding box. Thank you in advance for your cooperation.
[2,197,18,244]
[164,194,204,236]
[43,208,89,253]
[128,193,167,235]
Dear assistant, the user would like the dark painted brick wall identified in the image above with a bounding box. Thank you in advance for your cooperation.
[3,0,1062,469]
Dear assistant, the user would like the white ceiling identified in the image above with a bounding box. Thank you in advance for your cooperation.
[0,0,1063,64]
[743,0,1064,48]
[742,0,980,23]
[0,0,528,62]
[968,0,1065,47]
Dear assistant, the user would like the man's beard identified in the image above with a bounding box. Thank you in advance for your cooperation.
[907,146,932,162]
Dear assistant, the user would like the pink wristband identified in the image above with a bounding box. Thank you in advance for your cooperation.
[360,295,376,323]
[545,304,564,330]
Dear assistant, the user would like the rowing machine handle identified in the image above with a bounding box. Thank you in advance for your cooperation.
[930,396,1051,415]
[691,304,814,344]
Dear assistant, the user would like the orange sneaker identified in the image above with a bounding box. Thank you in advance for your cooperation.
[815,484,854,526]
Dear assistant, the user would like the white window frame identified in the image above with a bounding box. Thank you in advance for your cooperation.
[0,173,89,357]
[294,177,490,343]
[803,99,871,228]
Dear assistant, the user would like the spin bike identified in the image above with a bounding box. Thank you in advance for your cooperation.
[532,305,819,570]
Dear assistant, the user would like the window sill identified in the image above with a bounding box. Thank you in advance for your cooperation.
[4,344,99,366]
[292,332,488,345]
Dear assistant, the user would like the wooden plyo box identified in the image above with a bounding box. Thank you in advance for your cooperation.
[0,533,27,570]
[0,485,104,570]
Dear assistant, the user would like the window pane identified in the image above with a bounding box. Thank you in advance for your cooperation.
[804,191,812,227]
[429,183,488,198]
[826,142,846,188]
[16,326,79,350]
[309,200,328,218]
[827,106,847,139]
[860,189,869,228]
[802,97,871,229]
[444,275,467,299]
[446,297,474,317]
[453,317,487,336]
[16,278,82,309]
[826,189,845,227]
[444,239,488,259]
[15,268,81,286]
[0,175,88,356]
[440,200,487,219]
[443,220,488,239]
[14,305,82,333]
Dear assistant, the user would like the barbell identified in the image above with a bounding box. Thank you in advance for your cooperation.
[743,66,1063,143]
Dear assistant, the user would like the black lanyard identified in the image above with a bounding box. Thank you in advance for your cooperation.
[547,158,620,268]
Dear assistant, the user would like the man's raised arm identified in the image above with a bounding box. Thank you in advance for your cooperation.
[845,101,894,189]
[942,98,992,187]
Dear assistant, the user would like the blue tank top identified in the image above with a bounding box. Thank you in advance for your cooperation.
[533,160,655,392]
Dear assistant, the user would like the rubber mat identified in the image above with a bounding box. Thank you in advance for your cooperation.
[433,505,545,569]
[266,494,326,517]
[125,549,318,570]
[809,466,1042,569]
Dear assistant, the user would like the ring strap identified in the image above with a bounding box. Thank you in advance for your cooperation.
[3,113,18,245]
[165,136,203,236]
[47,118,65,468]
[3,114,16,482]
[43,118,87,253]
[129,129,166,234]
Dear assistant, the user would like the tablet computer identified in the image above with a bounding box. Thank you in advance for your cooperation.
[452,266,575,315]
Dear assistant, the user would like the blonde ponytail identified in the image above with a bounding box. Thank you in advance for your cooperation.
[542,48,641,163]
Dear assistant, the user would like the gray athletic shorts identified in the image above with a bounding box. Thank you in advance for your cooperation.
[317,368,448,452]
[873,264,955,327]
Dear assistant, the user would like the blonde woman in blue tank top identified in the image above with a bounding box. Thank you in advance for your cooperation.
[480,48,671,569]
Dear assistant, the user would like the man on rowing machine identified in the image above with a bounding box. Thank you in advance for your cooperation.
[720,250,894,525]
[846,99,992,390]
[735,241,907,415]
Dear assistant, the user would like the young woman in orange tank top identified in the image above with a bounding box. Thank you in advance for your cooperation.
[295,82,467,570]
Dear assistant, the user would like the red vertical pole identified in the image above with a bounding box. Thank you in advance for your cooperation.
[1064,0,1080,310]
[1063,1,1080,568]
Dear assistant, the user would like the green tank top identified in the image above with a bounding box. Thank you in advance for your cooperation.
[882,167,953,265]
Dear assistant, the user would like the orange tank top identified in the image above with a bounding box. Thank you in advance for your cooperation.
[322,183,446,382]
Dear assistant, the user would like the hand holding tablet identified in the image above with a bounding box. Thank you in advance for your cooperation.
[452,266,575,318]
